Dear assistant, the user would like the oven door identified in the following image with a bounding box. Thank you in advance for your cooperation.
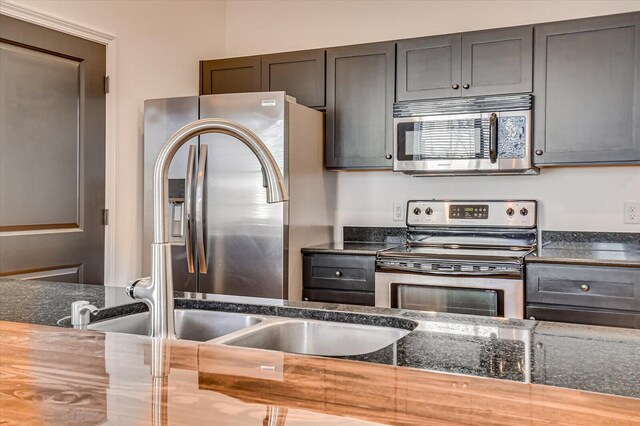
[375,271,524,319]
[393,110,533,175]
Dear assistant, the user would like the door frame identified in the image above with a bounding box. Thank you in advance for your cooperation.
[0,0,117,285]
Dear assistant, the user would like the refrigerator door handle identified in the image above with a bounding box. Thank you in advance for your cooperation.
[195,144,208,273]
[184,145,197,273]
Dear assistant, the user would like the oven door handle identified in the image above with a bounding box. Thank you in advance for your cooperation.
[489,112,498,164]
[376,264,521,276]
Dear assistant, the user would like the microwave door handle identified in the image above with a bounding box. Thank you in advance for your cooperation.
[489,113,498,164]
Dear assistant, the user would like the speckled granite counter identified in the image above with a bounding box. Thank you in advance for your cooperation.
[301,241,400,255]
[1,278,640,399]
[526,231,640,268]
[301,226,405,255]
[0,279,137,326]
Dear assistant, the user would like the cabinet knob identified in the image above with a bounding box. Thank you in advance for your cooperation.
[303,297,309,301]
[462,83,470,89]
[335,271,342,278]
[385,154,392,160]
[580,284,589,292]
[535,149,543,156]
[451,83,459,90]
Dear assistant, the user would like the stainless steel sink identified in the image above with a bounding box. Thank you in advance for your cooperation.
[219,319,411,356]
[88,309,261,342]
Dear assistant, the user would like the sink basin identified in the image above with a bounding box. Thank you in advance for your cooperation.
[88,309,261,342]
[221,319,411,356]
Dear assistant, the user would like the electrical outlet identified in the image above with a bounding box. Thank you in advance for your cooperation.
[393,203,404,222]
[624,201,640,224]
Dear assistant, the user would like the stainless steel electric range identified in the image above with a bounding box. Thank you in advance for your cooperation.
[375,200,537,319]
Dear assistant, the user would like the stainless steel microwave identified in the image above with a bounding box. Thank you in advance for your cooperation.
[393,95,537,176]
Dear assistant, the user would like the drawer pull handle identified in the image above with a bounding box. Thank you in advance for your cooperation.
[580,284,589,292]
[335,271,342,278]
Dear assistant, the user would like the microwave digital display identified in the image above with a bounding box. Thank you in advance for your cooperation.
[449,204,489,219]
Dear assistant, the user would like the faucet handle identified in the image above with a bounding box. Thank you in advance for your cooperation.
[127,277,150,299]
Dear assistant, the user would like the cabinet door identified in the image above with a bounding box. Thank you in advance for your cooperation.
[326,42,395,169]
[200,56,261,95]
[262,49,325,108]
[526,264,640,311]
[533,331,640,395]
[533,13,640,165]
[397,35,462,101]
[461,26,533,96]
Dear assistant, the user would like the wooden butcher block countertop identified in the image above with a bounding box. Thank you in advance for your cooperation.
[0,320,638,425]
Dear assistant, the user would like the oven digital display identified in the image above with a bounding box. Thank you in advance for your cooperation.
[449,204,489,219]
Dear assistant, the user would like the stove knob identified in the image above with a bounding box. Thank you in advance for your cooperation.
[520,208,529,216]
[506,208,515,216]
[425,207,433,215]
[413,207,422,215]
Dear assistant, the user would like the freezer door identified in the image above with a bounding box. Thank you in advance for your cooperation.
[143,96,199,292]
[198,92,287,298]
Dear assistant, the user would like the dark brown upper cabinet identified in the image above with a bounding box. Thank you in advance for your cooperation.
[200,56,261,95]
[396,34,461,101]
[533,13,640,165]
[397,26,533,101]
[461,26,533,97]
[262,49,326,108]
[326,42,395,169]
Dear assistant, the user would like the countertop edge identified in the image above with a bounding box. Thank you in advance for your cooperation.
[524,254,640,268]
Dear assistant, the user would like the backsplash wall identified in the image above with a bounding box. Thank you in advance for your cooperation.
[333,166,640,241]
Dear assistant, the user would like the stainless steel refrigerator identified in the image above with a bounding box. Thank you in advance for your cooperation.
[143,92,335,300]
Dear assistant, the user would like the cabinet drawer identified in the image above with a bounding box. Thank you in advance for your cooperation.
[527,305,640,329]
[303,288,375,307]
[526,264,640,311]
[303,254,375,292]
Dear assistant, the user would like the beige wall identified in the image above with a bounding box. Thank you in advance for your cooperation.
[224,0,640,240]
[11,0,227,285]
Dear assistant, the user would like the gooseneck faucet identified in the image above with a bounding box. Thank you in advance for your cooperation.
[127,118,288,339]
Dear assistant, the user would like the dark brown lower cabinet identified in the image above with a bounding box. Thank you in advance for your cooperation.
[303,253,376,306]
[526,263,640,329]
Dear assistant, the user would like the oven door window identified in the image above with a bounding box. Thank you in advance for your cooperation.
[392,284,503,317]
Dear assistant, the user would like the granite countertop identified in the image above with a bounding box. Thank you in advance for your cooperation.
[526,231,640,268]
[301,241,401,255]
[0,279,137,326]
[1,278,640,401]
[301,226,406,255]
[3,321,639,425]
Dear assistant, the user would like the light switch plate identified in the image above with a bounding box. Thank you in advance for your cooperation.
[624,201,640,224]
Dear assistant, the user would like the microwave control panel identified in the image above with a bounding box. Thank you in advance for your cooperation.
[407,200,537,228]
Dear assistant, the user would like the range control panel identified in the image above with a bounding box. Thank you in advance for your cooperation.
[449,204,489,220]
[407,200,537,228]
